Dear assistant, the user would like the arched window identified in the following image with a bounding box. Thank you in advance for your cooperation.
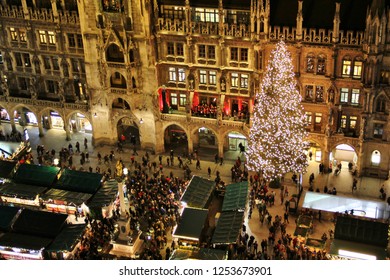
[376,95,386,112]
[110,72,126,88]
[317,54,326,75]
[353,57,363,79]
[306,53,315,73]
[371,150,381,166]
[106,44,124,63]
[342,56,352,77]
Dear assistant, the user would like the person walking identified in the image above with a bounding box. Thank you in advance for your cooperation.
[207,166,211,177]
[196,159,201,170]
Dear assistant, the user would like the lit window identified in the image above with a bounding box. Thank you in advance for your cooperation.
[305,85,314,100]
[315,113,322,124]
[241,74,248,88]
[315,86,324,101]
[317,55,326,74]
[305,112,312,125]
[178,68,185,82]
[179,94,186,106]
[199,70,207,84]
[10,28,18,41]
[341,115,347,128]
[209,71,217,85]
[170,93,177,105]
[351,89,360,105]
[342,58,351,77]
[231,73,239,87]
[371,150,381,166]
[306,54,315,73]
[349,116,357,129]
[340,88,349,103]
[48,31,56,44]
[374,124,384,138]
[168,67,176,81]
[39,30,47,44]
[353,60,363,79]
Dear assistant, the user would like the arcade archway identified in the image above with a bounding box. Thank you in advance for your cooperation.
[330,143,358,172]
[68,112,92,134]
[117,117,140,146]
[164,124,188,154]
[192,126,218,156]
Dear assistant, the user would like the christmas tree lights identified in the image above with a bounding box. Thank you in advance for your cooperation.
[246,40,308,181]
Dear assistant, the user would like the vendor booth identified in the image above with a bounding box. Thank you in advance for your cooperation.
[86,179,118,220]
[172,207,209,246]
[13,164,60,188]
[0,182,48,206]
[211,211,245,245]
[221,182,248,212]
[169,247,228,260]
[180,176,215,209]
[40,189,92,214]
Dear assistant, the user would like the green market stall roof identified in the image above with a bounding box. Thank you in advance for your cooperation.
[0,205,20,232]
[0,232,52,251]
[172,207,208,242]
[40,188,93,206]
[221,182,248,212]
[0,160,17,179]
[180,176,215,209]
[0,181,48,200]
[13,164,60,188]
[87,179,118,208]
[55,169,103,194]
[169,247,228,260]
[46,224,86,252]
[211,211,244,245]
[12,209,68,238]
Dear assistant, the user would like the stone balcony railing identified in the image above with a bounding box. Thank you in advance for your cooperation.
[0,5,79,25]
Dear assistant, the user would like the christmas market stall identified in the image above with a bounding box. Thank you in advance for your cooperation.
[180,175,215,209]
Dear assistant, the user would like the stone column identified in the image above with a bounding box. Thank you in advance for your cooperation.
[64,118,71,141]
[187,131,193,155]
[38,121,44,137]
[10,118,17,133]
[218,140,224,158]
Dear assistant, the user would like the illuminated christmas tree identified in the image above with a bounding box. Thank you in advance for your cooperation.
[246,40,308,181]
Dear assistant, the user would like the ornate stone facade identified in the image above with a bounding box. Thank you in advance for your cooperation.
[0,0,390,178]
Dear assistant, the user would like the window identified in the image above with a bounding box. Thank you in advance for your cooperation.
[241,74,249,88]
[305,112,312,125]
[178,68,185,82]
[43,56,51,69]
[6,57,13,71]
[240,48,248,62]
[52,57,59,70]
[349,116,357,129]
[208,46,215,59]
[176,43,184,56]
[10,28,18,41]
[315,113,322,124]
[371,150,381,166]
[231,73,239,87]
[167,42,174,56]
[39,30,47,44]
[23,53,31,67]
[342,57,351,77]
[14,53,23,67]
[76,34,83,48]
[199,70,207,84]
[162,6,185,20]
[231,48,238,61]
[315,86,324,101]
[351,89,360,105]
[48,31,56,44]
[305,85,314,100]
[306,54,315,73]
[341,115,347,128]
[71,58,79,72]
[198,45,206,58]
[374,124,384,138]
[68,34,76,47]
[18,77,28,91]
[47,80,56,93]
[171,93,177,106]
[179,94,186,106]
[209,71,217,85]
[194,8,219,22]
[376,96,386,112]
[353,59,363,79]
[168,67,176,81]
[340,88,349,103]
[317,55,326,74]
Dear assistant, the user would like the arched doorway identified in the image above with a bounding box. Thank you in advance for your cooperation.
[330,144,357,173]
[164,124,188,154]
[68,112,92,134]
[192,126,218,157]
[307,140,322,163]
[223,131,247,161]
[41,109,64,131]
[117,117,140,147]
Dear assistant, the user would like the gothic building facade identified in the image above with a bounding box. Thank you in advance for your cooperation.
[0,0,390,178]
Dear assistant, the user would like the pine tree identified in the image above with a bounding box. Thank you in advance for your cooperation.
[246,40,308,181]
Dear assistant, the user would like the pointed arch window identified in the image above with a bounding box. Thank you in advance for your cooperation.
[342,56,352,77]
[376,95,386,112]
[306,53,315,73]
[353,57,363,79]
[317,54,326,75]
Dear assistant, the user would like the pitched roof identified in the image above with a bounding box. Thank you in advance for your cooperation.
[13,164,60,188]
[211,211,244,244]
[55,169,103,194]
[172,207,208,241]
[221,181,248,212]
[180,175,215,209]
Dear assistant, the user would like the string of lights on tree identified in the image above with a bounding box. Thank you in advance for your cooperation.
[246,40,309,181]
